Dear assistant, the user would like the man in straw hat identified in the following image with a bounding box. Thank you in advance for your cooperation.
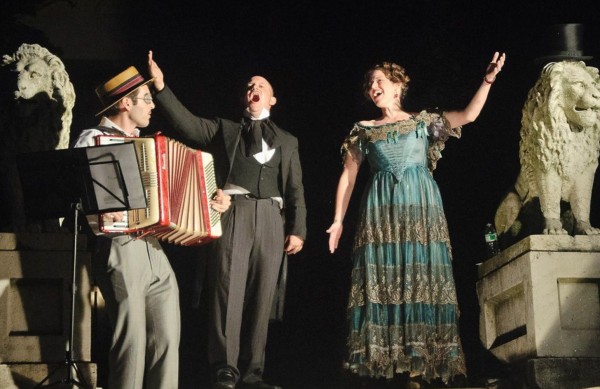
[148,51,306,389]
[73,66,231,389]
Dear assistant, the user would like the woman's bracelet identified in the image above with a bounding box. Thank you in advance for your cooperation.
[484,61,499,84]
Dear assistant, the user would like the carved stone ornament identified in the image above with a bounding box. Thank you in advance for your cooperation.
[1,43,75,152]
[0,43,75,232]
[495,60,600,243]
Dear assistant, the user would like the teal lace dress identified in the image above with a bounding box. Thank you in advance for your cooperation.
[342,111,466,383]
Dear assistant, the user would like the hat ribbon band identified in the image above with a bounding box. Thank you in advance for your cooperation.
[109,74,145,97]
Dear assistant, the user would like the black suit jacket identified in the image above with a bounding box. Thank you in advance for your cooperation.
[155,85,307,239]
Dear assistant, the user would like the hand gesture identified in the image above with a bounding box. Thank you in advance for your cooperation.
[484,52,506,84]
[326,221,343,254]
[148,50,165,91]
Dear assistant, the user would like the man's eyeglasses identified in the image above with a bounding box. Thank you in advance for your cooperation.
[130,95,154,104]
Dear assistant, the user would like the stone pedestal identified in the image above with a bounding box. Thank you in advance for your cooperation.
[525,358,600,389]
[0,232,96,388]
[477,235,600,388]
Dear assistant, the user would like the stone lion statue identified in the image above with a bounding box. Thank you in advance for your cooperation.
[1,43,75,151]
[0,43,76,232]
[495,61,600,244]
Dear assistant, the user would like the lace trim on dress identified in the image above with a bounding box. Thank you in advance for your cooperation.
[353,204,452,253]
[347,251,466,380]
[348,263,459,306]
[340,111,461,171]
[346,324,467,382]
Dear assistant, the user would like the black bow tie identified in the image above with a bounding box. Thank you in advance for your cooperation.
[243,119,277,157]
[243,119,264,157]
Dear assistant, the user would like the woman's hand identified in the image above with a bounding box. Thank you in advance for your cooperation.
[484,52,506,84]
[326,221,343,254]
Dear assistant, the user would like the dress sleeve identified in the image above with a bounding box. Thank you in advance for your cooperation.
[340,125,365,165]
[427,112,461,141]
[426,112,461,171]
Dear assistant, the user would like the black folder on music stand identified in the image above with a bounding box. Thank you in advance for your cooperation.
[16,142,146,388]
[17,142,147,219]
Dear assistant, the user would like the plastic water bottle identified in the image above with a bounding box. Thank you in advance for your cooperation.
[484,223,500,258]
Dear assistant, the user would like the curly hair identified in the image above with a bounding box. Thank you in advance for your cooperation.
[2,43,76,150]
[362,61,411,101]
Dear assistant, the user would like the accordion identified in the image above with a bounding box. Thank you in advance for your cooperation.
[94,133,222,246]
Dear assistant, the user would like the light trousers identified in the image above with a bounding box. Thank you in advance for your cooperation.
[95,235,180,389]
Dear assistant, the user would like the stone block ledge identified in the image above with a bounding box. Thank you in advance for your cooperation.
[0,362,97,389]
[0,232,87,252]
[526,357,600,389]
[477,235,600,279]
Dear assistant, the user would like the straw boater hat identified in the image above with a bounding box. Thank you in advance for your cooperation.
[95,66,154,116]
[534,23,593,65]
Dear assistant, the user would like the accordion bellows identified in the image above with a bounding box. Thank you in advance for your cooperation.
[95,133,222,246]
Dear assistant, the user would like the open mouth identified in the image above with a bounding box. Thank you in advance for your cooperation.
[574,106,597,113]
[570,105,598,130]
[251,94,260,102]
[573,106,599,121]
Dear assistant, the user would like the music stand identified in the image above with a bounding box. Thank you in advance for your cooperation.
[16,143,146,389]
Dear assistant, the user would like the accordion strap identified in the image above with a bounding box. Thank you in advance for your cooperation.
[94,125,129,137]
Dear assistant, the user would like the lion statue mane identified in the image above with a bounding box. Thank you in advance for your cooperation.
[0,43,76,232]
[1,43,75,151]
[495,60,600,244]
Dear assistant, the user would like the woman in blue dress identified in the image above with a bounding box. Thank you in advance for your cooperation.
[327,52,506,388]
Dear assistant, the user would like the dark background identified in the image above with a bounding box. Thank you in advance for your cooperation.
[2,1,600,387]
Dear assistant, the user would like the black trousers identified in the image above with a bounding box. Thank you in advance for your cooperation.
[207,195,284,384]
